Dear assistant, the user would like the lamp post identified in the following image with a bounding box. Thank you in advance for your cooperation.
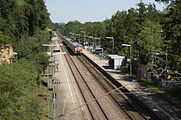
[94,37,101,48]
[154,52,168,72]
[69,32,75,40]
[76,34,80,43]
[122,44,132,75]
[69,32,72,38]
[101,48,104,59]
[85,36,89,46]
[88,36,94,46]
[81,31,85,46]
[106,37,114,53]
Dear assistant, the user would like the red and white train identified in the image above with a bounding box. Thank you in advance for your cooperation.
[63,37,83,54]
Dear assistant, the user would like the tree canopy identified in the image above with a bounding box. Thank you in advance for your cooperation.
[0,0,52,119]
[56,1,180,73]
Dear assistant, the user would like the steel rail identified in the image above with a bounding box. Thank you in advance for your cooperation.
[58,36,108,120]
[79,55,148,120]
[57,32,151,120]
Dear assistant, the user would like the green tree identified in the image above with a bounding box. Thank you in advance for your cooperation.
[0,59,43,119]
[0,32,10,45]
[137,19,163,65]
[163,0,181,72]
[0,0,52,119]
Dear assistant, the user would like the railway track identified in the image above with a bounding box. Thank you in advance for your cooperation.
[62,48,108,119]
[78,55,149,120]
[56,33,152,120]
[60,45,134,119]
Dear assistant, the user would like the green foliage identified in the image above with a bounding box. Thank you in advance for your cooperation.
[131,75,181,106]
[163,0,181,72]
[29,52,49,72]
[137,19,163,65]
[0,32,10,45]
[0,59,43,119]
[0,0,52,39]
[0,30,50,119]
[15,0,25,6]
[14,30,51,59]
[63,21,82,35]
[57,0,180,73]
[0,0,52,119]
[155,0,172,3]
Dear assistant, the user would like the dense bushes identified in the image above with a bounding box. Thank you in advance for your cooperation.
[0,29,51,119]
[0,32,10,45]
[0,0,52,119]
[0,59,44,119]
[14,30,51,58]
[0,30,50,119]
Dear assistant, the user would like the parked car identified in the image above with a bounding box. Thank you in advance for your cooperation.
[99,53,108,58]
[94,48,102,54]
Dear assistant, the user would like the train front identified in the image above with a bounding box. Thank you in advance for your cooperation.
[74,44,83,54]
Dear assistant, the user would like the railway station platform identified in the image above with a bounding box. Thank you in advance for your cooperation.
[82,49,181,120]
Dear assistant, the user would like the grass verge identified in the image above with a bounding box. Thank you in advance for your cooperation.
[130,75,181,107]
[37,77,49,120]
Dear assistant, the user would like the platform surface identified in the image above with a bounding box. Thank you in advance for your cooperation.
[83,49,181,120]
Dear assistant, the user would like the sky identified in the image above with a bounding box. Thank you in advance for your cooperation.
[45,0,166,23]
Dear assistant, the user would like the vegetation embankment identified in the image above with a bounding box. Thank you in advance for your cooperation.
[0,0,53,119]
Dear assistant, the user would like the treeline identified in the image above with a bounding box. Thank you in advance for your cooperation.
[56,0,180,74]
[0,0,52,119]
